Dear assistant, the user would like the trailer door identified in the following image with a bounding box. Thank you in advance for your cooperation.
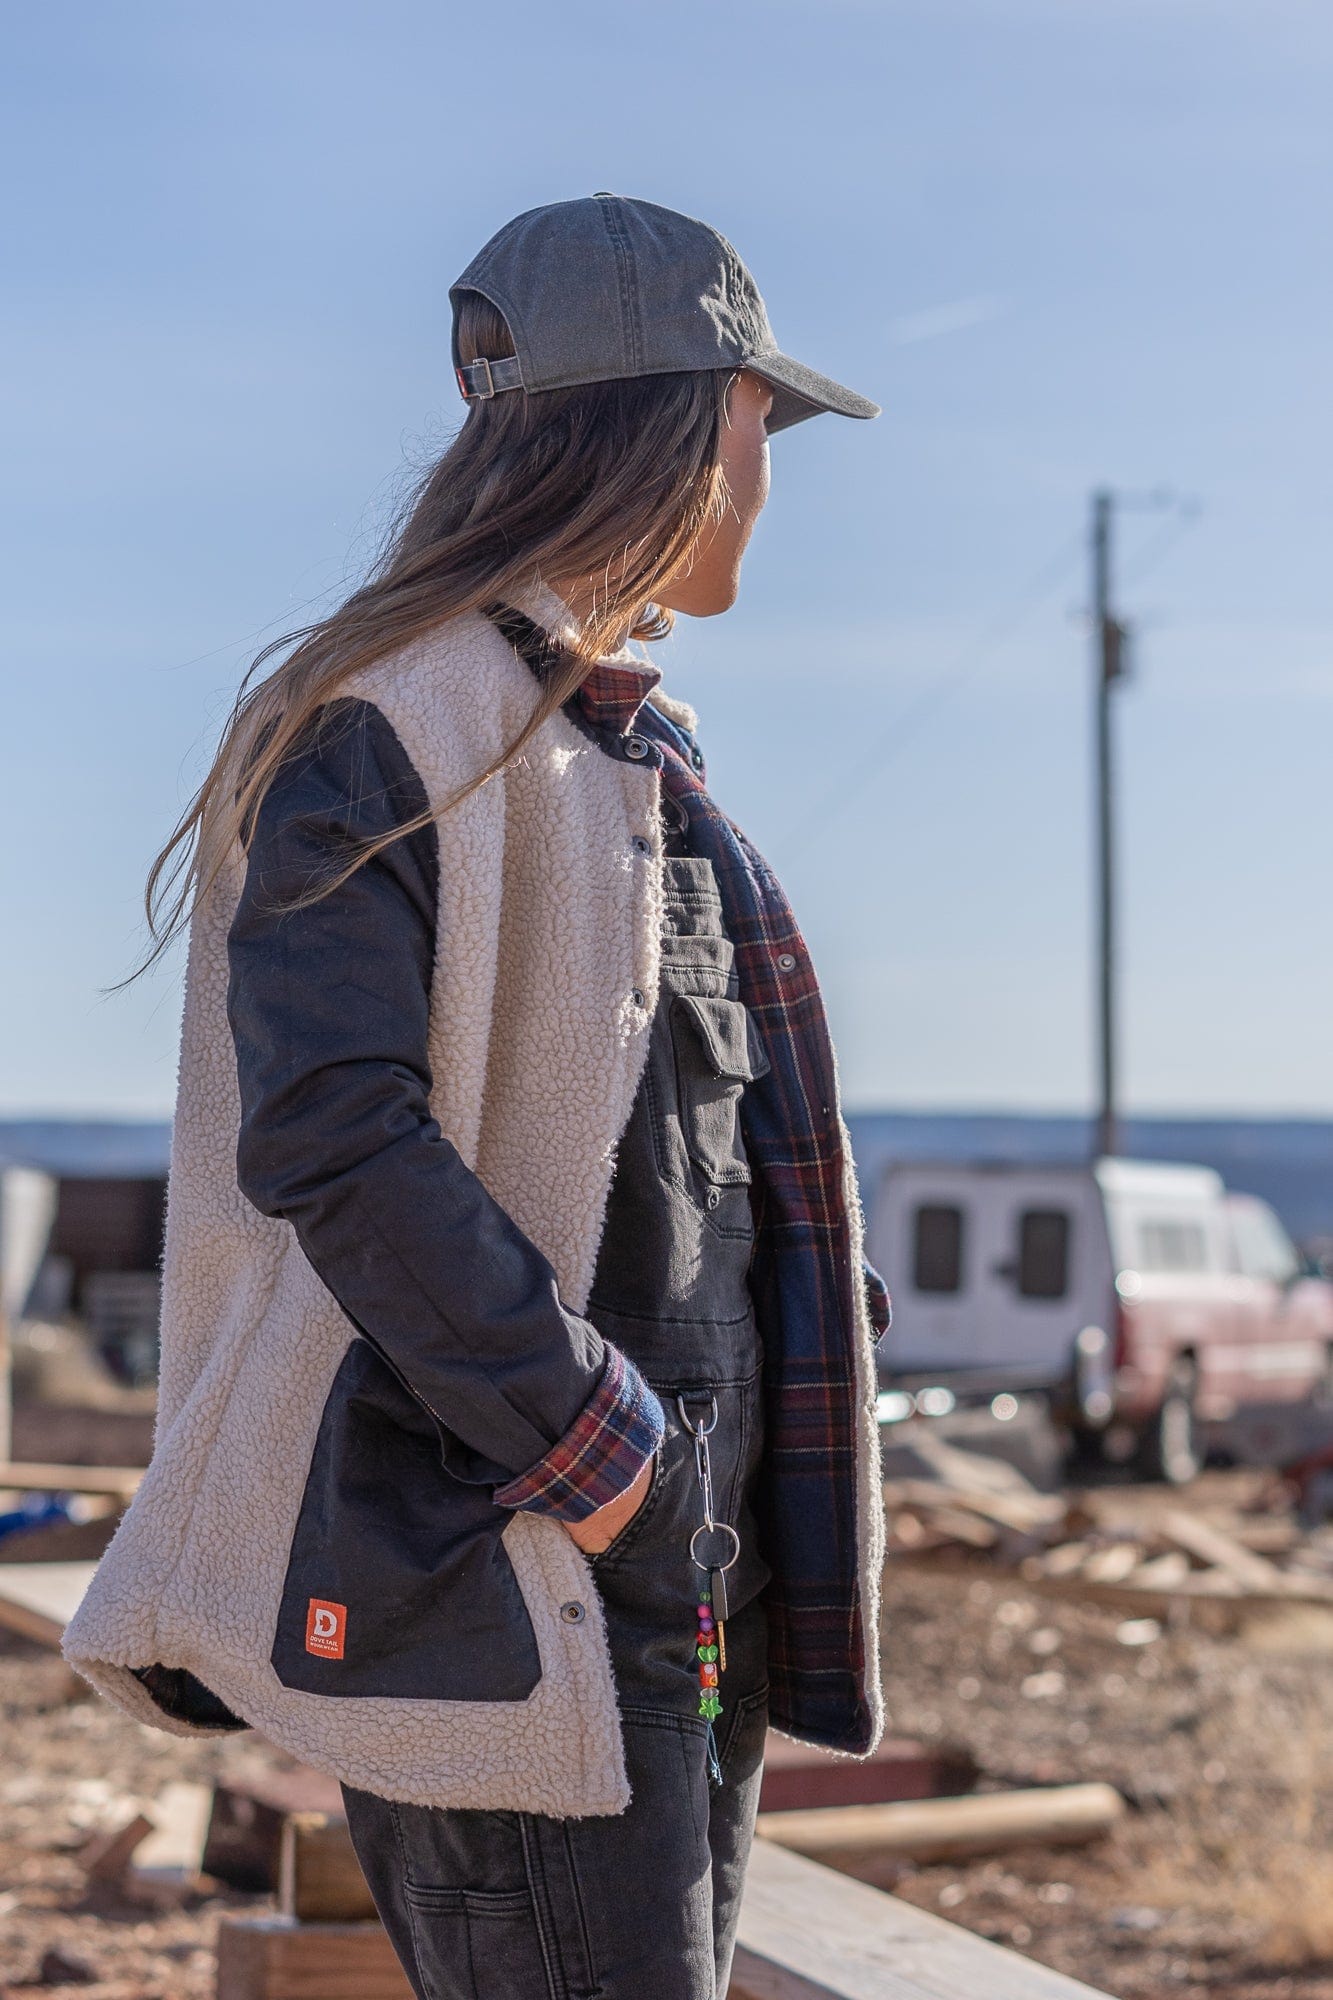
[873,1167,1106,1386]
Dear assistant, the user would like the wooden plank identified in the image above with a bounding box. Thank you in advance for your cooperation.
[1007,1557,1333,1618]
[80,1812,155,1882]
[204,1765,345,1893]
[9,1403,155,1471]
[0,1558,97,1647]
[0,1460,143,1497]
[1158,1508,1298,1594]
[760,1735,977,1813]
[215,1915,413,2000]
[732,1839,1113,2000]
[0,1506,122,1565]
[1125,1550,1191,1589]
[882,1479,1065,1535]
[756,1783,1124,1866]
[134,1780,213,1885]
[278,1812,377,1924]
[1079,1544,1142,1584]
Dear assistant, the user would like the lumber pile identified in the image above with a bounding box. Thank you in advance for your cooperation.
[885,1463,1333,1610]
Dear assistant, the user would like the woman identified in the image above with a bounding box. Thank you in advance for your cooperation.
[66,193,892,1999]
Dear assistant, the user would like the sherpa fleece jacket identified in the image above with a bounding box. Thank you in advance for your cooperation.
[63,600,885,1817]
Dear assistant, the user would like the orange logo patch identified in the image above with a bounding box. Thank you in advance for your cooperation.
[305,1598,347,1659]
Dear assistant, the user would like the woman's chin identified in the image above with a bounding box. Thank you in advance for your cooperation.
[660,575,742,620]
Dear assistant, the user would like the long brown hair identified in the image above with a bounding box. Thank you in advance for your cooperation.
[136,293,734,974]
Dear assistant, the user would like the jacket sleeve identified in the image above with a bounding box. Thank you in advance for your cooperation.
[226,697,663,1521]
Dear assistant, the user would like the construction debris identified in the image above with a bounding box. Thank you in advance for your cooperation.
[884,1457,1333,1611]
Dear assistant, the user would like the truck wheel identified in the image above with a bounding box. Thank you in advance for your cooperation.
[1141,1358,1202,1486]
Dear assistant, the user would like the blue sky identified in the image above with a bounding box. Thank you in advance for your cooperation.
[2,0,1330,1117]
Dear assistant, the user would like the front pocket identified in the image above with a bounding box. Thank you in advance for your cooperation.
[671,994,770,1187]
[271,1340,542,1702]
[586,1442,667,1569]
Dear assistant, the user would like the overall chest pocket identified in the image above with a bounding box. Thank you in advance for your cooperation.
[671,992,771,1188]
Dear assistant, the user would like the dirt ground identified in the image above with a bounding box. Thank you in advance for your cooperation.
[2,1470,1332,1998]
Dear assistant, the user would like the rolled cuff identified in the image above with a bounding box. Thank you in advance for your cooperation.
[493,1344,666,1522]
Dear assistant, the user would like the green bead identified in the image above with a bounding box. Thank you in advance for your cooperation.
[700,1693,722,1719]
[697,1644,718,1663]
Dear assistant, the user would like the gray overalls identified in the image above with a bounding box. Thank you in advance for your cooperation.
[344,807,774,2000]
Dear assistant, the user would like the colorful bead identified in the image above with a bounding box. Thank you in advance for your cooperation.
[695,1588,722,1723]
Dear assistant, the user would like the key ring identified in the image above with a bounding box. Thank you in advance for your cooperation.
[689,1520,740,1574]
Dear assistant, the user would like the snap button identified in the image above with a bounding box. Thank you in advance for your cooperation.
[560,1600,586,1624]
[625,735,649,760]
[777,951,797,972]
[632,836,651,856]
[691,746,704,769]
[631,988,646,1008]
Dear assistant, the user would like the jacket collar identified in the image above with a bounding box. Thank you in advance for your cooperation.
[498,581,663,738]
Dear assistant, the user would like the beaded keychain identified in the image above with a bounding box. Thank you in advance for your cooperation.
[677,1392,741,1785]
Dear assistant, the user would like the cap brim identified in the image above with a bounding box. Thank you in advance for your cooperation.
[745,351,881,434]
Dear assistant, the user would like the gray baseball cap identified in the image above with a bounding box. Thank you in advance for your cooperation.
[449,193,880,435]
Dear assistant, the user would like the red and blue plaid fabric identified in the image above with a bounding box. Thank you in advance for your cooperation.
[493,1341,664,1519]
[498,614,891,1754]
[639,685,889,1754]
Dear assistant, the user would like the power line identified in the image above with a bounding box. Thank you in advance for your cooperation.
[804,533,1084,836]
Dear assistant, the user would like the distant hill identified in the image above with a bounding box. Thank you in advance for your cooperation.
[5,1112,1332,1246]
[845,1111,1333,1245]
[0,1119,172,1177]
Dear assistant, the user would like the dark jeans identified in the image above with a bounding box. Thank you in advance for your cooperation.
[342,1595,767,2000]
[344,852,772,1997]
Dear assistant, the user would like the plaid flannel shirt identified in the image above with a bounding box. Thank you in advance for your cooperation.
[496,612,891,1752]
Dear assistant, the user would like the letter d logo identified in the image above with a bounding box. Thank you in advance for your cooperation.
[305,1598,347,1659]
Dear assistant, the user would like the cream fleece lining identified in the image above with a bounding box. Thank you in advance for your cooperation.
[64,608,881,1812]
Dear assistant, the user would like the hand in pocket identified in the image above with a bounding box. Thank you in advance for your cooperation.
[563,1454,655,1555]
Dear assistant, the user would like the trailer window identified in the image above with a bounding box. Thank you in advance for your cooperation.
[1018,1209,1070,1299]
[1139,1219,1209,1272]
[913,1205,963,1293]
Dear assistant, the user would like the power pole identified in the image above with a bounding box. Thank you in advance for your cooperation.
[1092,490,1128,1161]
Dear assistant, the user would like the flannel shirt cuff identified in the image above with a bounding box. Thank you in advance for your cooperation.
[492,1343,666,1522]
[863,1255,893,1341]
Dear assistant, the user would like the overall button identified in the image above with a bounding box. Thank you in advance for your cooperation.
[560,1600,586,1624]
[625,735,649,760]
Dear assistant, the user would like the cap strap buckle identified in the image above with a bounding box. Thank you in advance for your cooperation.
[455,353,524,403]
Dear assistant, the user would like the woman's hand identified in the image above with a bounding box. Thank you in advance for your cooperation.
[563,1453,655,1555]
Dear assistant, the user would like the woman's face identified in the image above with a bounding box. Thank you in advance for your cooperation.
[656,369,773,618]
